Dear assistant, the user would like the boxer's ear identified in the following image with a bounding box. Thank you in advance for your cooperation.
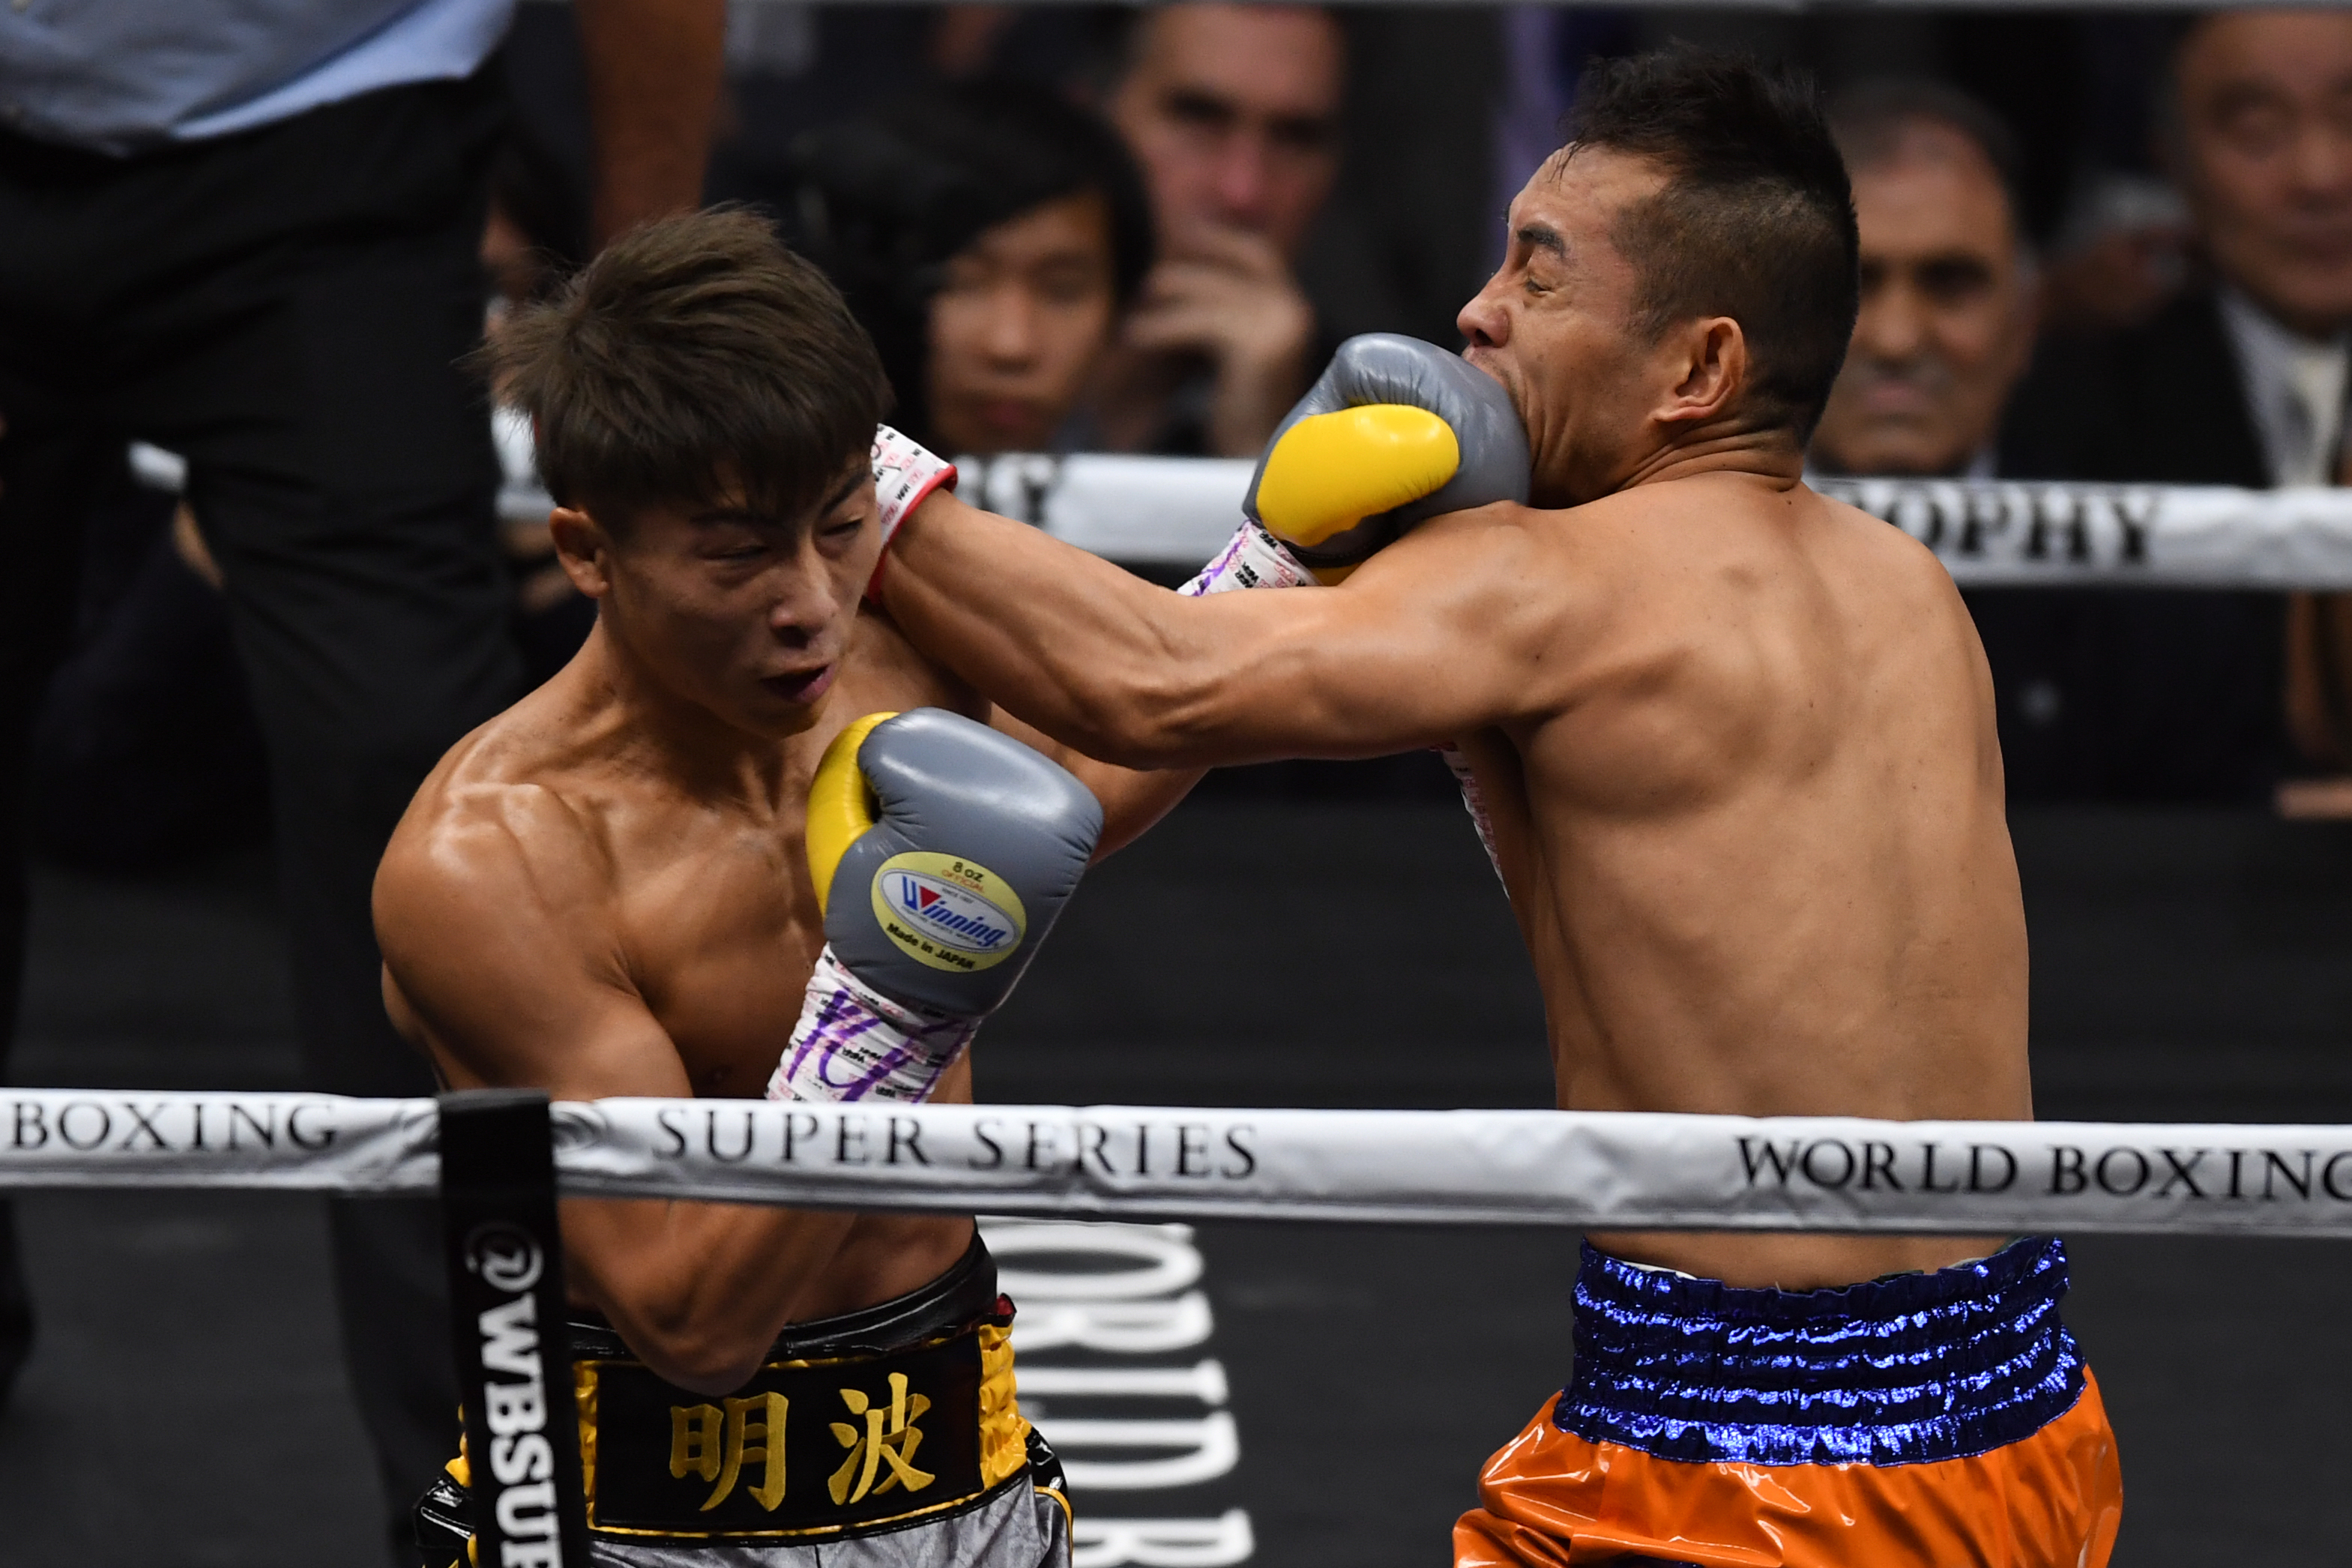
[549,506,613,598]
[1654,316,1747,429]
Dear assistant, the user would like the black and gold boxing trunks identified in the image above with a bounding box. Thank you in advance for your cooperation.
[417,1236,1070,1566]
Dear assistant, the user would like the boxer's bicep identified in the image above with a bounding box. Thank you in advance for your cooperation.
[375,813,693,1103]
[1257,592,1537,754]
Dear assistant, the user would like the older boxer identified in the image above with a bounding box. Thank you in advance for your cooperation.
[866,50,2120,1568]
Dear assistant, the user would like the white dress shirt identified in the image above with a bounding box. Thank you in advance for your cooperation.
[2219,286,2352,489]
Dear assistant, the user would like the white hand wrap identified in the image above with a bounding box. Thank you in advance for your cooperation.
[766,947,979,1105]
[871,425,957,552]
[1180,521,1317,597]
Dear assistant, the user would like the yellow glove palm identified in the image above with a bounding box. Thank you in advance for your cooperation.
[805,711,896,914]
[1250,404,1462,550]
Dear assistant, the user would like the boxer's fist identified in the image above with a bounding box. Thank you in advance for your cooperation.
[1243,334,1531,578]
[771,710,1100,1103]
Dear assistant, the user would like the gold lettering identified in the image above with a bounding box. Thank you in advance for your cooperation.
[669,1404,722,1484]
[670,1395,787,1511]
[827,1372,936,1506]
[724,1393,788,1511]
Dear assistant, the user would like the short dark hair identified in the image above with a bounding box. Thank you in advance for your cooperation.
[1827,79,2026,243]
[488,207,890,529]
[1564,49,1859,442]
[784,80,1153,446]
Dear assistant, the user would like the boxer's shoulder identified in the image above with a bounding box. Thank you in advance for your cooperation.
[377,700,627,968]
[1806,484,1967,598]
[375,761,619,984]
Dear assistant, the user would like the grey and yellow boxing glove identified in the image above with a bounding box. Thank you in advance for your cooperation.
[1242,333,1531,582]
[768,708,1102,1104]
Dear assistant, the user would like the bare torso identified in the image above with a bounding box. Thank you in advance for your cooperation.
[1455,473,2027,1286]
[864,462,2030,1297]
[382,612,977,1327]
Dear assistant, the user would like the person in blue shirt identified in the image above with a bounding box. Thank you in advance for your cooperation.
[0,1,721,1558]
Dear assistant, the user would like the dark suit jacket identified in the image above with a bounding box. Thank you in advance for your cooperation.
[1976,290,2289,805]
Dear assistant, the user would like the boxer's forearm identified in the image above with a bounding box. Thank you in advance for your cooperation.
[988,708,1203,857]
[1077,762,1203,857]
[887,493,1529,765]
[566,1198,862,1394]
[884,493,1259,768]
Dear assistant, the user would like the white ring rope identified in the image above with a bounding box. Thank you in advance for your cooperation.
[501,455,2352,588]
[6,1090,2352,1237]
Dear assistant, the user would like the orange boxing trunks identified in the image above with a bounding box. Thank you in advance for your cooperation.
[1455,1238,2121,1568]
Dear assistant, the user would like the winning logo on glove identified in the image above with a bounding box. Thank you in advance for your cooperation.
[869,853,1028,973]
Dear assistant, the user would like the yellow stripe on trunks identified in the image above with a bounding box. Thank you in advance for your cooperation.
[807,711,897,916]
[1252,403,1460,547]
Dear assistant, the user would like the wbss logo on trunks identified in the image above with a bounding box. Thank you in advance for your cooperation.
[869,853,1027,974]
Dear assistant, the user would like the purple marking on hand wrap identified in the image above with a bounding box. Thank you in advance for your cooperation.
[782,989,882,1088]
[786,986,969,1103]
[1183,532,1247,597]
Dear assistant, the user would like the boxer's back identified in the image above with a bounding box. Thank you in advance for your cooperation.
[1483,472,2028,1285]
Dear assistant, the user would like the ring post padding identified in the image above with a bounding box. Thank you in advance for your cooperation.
[439,1089,590,1568]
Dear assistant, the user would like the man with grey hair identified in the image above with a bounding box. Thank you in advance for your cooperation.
[2000,9,2352,801]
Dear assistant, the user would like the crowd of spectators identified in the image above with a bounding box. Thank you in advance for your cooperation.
[1806,11,2352,808]
[14,23,2349,849]
[7,4,2352,1560]
[495,2,2352,814]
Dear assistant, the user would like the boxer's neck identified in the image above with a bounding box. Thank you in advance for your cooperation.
[561,620,803,812]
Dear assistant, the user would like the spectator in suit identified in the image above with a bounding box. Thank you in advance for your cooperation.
[1810,82,2093,797]
[1087,4,1345,457]
[1997,9,2352,803]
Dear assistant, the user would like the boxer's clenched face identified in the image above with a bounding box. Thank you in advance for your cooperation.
[1459,149,1692,507]
[549,458,880,735]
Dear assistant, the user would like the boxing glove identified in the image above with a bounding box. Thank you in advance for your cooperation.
[769,708,1102,1103]
[1243,334,1531,579]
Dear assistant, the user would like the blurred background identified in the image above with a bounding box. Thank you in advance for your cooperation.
[4,1,2352,1564]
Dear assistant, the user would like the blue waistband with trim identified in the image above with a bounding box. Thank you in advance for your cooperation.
[1555,1236,2086,1468]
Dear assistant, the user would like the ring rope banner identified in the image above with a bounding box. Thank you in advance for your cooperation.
[1815,476,2352,588]
[0,1090,438,1192]
[513,456,2352,588]
[8,1090,2352,1237]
